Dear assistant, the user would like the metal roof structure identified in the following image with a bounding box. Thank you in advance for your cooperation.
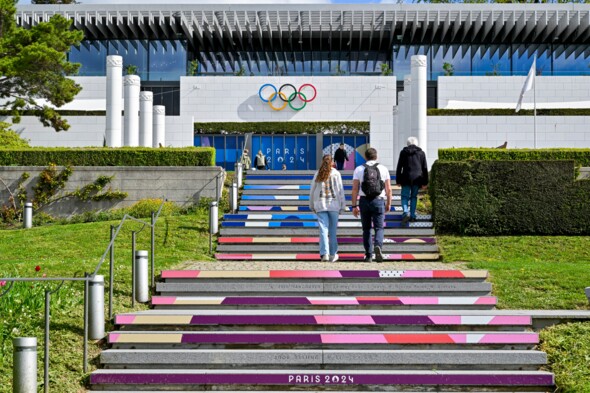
[16,4,590,67]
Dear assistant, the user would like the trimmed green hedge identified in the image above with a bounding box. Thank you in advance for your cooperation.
[0,110,107,116]
[0,147,216,167]
[430,160,590,235]
[428,108,590,116]
[194,121,369,134]
[439,148,590,167]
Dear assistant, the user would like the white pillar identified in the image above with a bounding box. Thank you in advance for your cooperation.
[397,92,406,160]
[123,75,141,147]
[392,106,400,168]
[411,55,428,159]
[403,74,412,144]
[105,56,123,147]
[153,105,166,148]
[139,91,153,148]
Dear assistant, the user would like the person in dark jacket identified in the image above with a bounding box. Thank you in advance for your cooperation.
[333,143,348,170]
[395,136,428,225]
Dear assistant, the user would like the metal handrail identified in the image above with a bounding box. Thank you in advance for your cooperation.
[0,199,167,391]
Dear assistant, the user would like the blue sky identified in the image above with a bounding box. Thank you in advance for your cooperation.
[19,0,399,4]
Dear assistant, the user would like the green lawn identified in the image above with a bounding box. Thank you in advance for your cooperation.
[1,222,589,392]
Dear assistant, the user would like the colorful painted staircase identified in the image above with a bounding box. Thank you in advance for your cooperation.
[91,269,554,392]
[217,170,439,261]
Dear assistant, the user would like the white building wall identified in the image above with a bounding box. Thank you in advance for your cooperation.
[427,116,590,162]
[438,76,590,110]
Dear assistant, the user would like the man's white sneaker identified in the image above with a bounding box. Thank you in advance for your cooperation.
[330,254,339,263]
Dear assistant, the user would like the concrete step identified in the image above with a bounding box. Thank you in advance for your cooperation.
[217,236,437,244]
[241,195,402,201]
[219,228,436,236]
[89,369,554,390]
[241,199,402,206]
[220,221,433,228]
[151,296,497,310]
[114,312,530,328]
[100,349,546,370]
[213,253,440,261]
[241,188,403,195]
[107,331,539,349]
[239,205,405,212]
[222,213,432,221]
[216,244,440,253]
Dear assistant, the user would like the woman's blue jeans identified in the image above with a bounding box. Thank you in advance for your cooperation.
[317,210,339,257]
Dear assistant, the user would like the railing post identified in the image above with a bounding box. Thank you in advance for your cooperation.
[150,211,155,290]
[43,289,50,393]
[131,231,136,308]
[236,162,243,188]
[13,337,37,393]
[88,275,105,340]
[230,182,238,213]
[209,201,218,254]
[83,275,89,373]
[134,251,149,303]
[109,225,114,320]
[23,202,33,229]
[215,173,220,202]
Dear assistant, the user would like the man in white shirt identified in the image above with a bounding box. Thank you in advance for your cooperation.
[351,148,392,262]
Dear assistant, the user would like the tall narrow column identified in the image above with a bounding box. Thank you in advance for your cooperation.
[403,75,412,142]
[153,105,166,148]
[411,55,427,158]
[396,93,405,164]
[124,75,141,147]
[105,56,123,147]
[139,91,154,147]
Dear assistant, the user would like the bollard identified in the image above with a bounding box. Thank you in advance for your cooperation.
[209,201,218,235]
[230,182,238,213]
[236,162,243,188]
[134,251,149,303]
[88,275,105,340]
[23,202,33,229]
[13,337,37,393]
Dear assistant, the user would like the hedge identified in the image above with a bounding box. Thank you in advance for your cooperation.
[0,147,216,167]
[427,108,590,116]
[438,148,590,167]
[430,160,590,235]
[194,121,370,134]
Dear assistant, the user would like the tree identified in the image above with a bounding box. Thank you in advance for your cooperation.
[380,63,393,76]
[442,62,454,76]
[0,0,83,132]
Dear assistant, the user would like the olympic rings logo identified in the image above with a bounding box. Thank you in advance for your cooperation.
[258,83,317,111]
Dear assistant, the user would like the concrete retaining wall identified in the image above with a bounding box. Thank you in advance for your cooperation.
[0,166,224,217]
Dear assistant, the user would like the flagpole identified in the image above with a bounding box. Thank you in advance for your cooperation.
[533,57,537,149]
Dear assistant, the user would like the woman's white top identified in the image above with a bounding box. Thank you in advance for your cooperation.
[309,168,347,213]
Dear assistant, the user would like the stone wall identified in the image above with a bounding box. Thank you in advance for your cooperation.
[0,166,224,217]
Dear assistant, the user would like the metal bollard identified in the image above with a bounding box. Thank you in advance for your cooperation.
[230,182,238,213]
[23,202,33,229]
[134,251,149,303]
[209,201,218,235]
[88,275,105,340]
[236,162,243,188]
[13,337,37,393]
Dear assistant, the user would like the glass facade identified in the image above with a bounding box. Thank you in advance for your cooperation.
[69,40,187,81]
[394,44,590,80]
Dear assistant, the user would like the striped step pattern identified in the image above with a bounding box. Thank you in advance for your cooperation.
[218,170,438,261]
[90,269,554,391]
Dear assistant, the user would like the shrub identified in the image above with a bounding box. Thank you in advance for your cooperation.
[0,126,30,148]
[125,199,179,218]
[438,148,590,167]
[430,160,590,235]
[0,147,215,167]
[194,121,369,134]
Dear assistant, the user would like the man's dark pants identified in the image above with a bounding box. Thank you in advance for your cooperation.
[336,161,344,170]
[359,196,385,256]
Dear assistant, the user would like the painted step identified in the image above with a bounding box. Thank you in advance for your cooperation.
[89,369,554,389]
[241,189,403,195]
[219,228,436,236]
[108,331,539,347]
[151,296,497,310]
[160,269,486,280]
[239,205,404,212]
[222,214,432,221]
[241,199,402,206]
[221,221,433,228]
[241,195,401,201]
[246,175,356,180]
[216,244,440,253]
[213,253,439,261]
[115,313,530,328]
[217,237,437,244]
[100,349,547,370]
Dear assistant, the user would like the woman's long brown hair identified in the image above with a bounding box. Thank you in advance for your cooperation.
[316,155,333,183]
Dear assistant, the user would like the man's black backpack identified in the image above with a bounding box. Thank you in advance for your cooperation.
[361,163,384,200]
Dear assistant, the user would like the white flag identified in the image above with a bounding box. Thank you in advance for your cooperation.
[515,57,536,112]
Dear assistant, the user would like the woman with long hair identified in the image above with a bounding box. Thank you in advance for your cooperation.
[309,155,347,262]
